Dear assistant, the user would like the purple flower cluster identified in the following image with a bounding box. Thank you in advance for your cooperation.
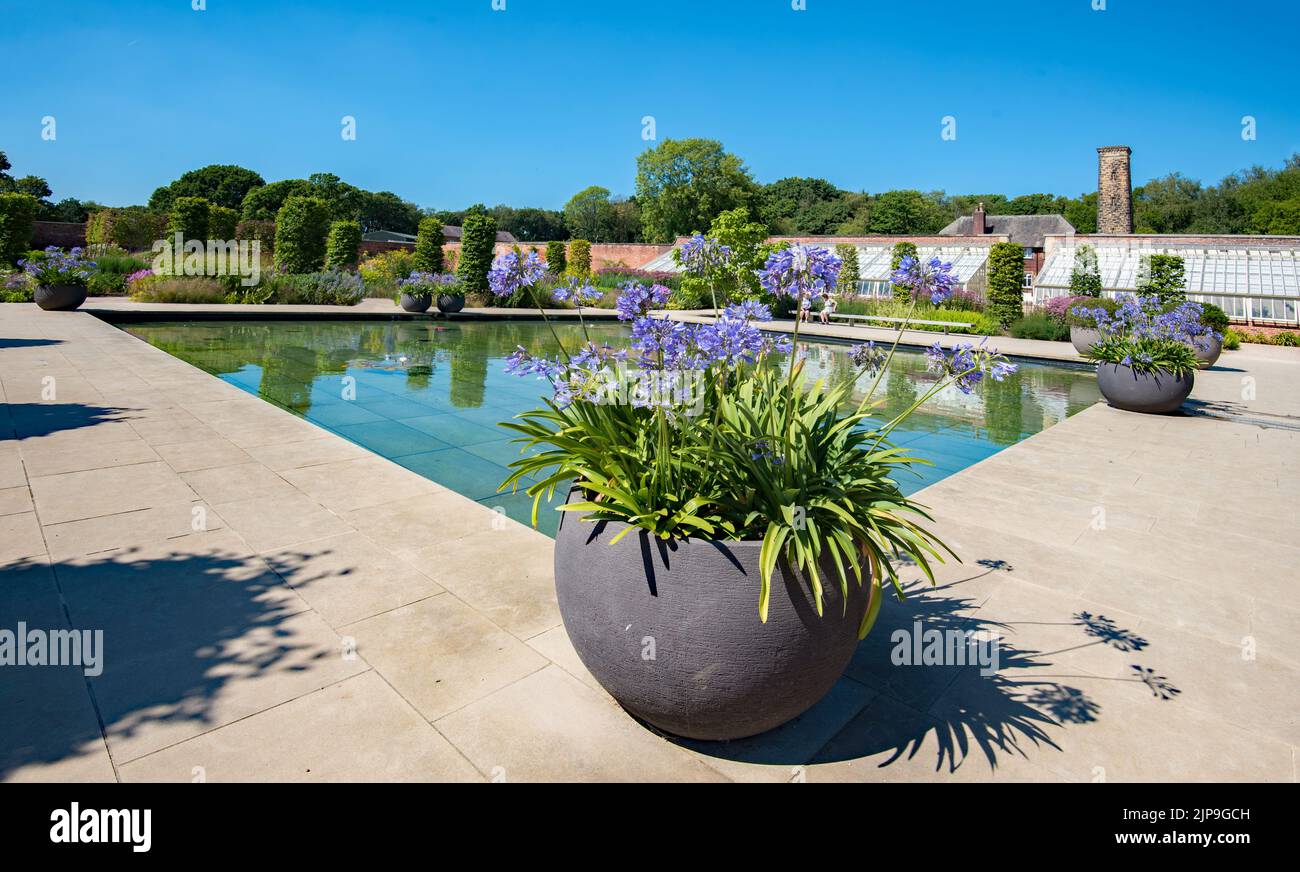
[488,251,546,298]
[1072,294,1221,349]
[551,278,603,306]
[924,341,1018,394]
[758,244,842,299]
[20,246,96,286]
[848,341,887,376]
[399,271,459,290]
[125,268,155,285]
[613,281,671,320]
[676,234,732,277]
[891,256,958,305]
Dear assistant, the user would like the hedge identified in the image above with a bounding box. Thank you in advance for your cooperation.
[987,242,1025,327]
[545,240,567,275]
[325,220,362,269]
[208,205,239,241]
[0,192,38,266]
[235,219,275,254]
[167,196,211,242]
[414,216,445,272]
[568,239,592,277]
[456,211,497,293]
[274,196,331,274]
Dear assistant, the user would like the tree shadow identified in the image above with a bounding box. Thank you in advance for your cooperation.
[0,338,63,349]
[0,540,347,781]
[676,564,1180,778]
[3,403,134,440]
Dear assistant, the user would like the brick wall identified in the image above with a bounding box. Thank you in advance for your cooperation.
[437,241,673,271]
[31,221,87,249]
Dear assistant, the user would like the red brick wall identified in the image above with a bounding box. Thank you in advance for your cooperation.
[437,241,673,271]
[31,221,87,249]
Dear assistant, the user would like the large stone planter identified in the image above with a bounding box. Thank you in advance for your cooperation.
[34,284,88,311]
[399,292,431,314]
[1070,326,1102,356]
[1095,363,1193,415]
[554,491,870,741]
[1190,334,1222,368]
[437,293,465,314]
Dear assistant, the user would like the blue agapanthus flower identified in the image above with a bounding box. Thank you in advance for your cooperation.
[724,300,772,322]
[676,234,732,277]
[551,277,603,306]
[614,281,672,321]
[488,250,547,298]
[891,256,957,305]
[848,340,887,376]
[924,340,1018,394]
[758,244,843,299]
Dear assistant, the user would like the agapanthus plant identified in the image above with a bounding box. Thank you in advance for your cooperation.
[399,271,459,292]
[496,249,1017,637]
[20,246,96,287]
[891,255,958,305]
[1074,293,1207,377]
[675,234,733,314]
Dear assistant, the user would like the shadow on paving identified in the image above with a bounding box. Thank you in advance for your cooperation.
[0,338,64,349]
[675,559,1181,777]
[3,403,134,441]
[0,542,337,781]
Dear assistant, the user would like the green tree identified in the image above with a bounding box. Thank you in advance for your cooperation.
[242,179,311,221]
[166,196,211,242]
[274,196,331,273]
[1137,253,1186,304]
[414,216,445,272]
[567,239,592,277]
[358,190,422,234]
[759,177,848,234]
[987,242,1025,327]
[1068,244,1103,297]
[0,192,38,265]
[325,220,362,269]
[150,165,265,211]
[890,241,918,301]
[868,190,935,235]
[835,243,861,294]
[545,240,567,275]
[635,138,757,243]
[1250,198,1300,235]
[563,186,614,241]
[456,210,497,294]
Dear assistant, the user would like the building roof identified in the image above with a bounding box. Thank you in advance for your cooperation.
[1035,241,1300,298]
[440,225,519,244]
[940,214,1075,249]
[641,243,991,285]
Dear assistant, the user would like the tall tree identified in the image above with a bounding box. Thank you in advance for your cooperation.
[563,186,615,241]
[149,164,265,211]
[635,138,757,243]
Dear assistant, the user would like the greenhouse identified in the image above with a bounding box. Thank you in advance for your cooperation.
[1034,241,1300,324]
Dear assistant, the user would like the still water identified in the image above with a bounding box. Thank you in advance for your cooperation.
[121,320,1102,535]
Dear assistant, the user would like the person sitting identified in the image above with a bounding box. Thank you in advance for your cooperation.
[819,292,837,325]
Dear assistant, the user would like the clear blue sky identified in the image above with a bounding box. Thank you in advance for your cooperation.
[2,0,1297,210]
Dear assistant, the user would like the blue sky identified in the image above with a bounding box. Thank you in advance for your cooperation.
[2,0,1297,209]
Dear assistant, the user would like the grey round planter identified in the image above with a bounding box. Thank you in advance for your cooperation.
[34,284,88,311]
[1095,363,1193,414]
[437,293,465,314]
[1070,326,1102,356]
[1190,334,1222,368]
[554,491,870,741]
[399,292,431,314]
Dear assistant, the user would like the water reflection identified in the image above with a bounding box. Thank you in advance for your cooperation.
[122,320,1101,531]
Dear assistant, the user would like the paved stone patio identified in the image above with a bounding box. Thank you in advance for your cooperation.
[1,302,1296,782]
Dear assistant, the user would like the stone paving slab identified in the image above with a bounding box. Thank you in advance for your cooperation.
[1,302,1297,782]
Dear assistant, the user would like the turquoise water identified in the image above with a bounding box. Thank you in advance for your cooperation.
[121,320,1101,535]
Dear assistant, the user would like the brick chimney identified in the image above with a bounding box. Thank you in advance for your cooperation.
[1097,146,1134,234]
[972,202,986,235]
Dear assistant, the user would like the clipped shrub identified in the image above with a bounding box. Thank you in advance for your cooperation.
[567,239,592,277]
[835,243,861,294]
[890,241,917,301]
[167,196,211,242]
[208,205,239,241]
[86,208,168,252]
[1068,244,1103,297]
[1137,253,1186,305]
[545,240,567,275]
[1198,301,1230,333]
[986,242,1025,327]
[273,196,331,274]
[456,211,497,294]
[0,192,38,265]
[235,219,275,254]
[414,217,445,272]
[325,220,362,270]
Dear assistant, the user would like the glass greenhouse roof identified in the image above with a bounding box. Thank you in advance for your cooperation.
[640,244,990,283]
[1036,244,1300,298]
